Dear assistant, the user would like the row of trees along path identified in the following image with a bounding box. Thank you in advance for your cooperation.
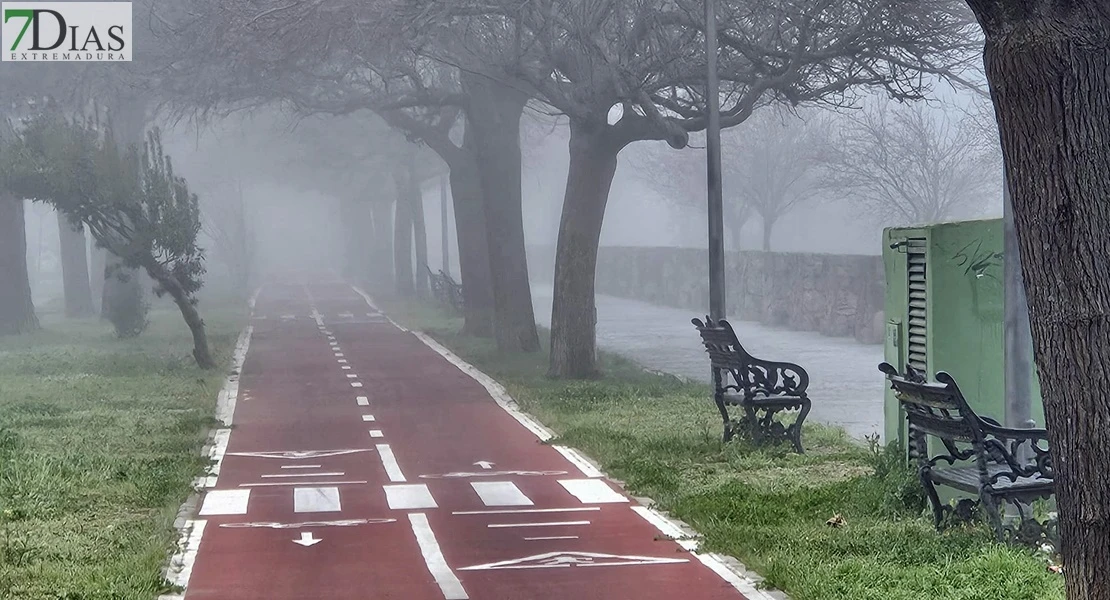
[0,0,1105,597]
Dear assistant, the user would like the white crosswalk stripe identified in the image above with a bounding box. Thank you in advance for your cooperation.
[557,479,629,504]
[385,484,438,509]
[294,486,342,513]
[470,481,534,507]
[199,489,251,516]
[196,473,632,517]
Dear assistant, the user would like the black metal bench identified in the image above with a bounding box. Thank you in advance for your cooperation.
[425,264,447,302]
[439,270,463,312]
[878,362,1057,547]
[692,316,812,453]
[424,264,464,313]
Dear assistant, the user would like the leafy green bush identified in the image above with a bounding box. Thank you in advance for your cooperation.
[866,435,927,518]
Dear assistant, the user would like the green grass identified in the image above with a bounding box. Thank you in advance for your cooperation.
[0,307,243,599]
[379,298,1064,600]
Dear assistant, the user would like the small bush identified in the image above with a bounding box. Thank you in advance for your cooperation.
[867,436,927,518]
[104,270,149,338]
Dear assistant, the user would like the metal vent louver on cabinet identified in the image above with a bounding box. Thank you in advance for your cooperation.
[906,238,928,373]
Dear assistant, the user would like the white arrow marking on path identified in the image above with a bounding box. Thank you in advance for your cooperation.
[473,461,495,469]
[293,532,322,547]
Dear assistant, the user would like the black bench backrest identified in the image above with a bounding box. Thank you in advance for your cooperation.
[439,270,460,288]
[692,316,752,371]
[878,362,983,443]
[693,316,809,398]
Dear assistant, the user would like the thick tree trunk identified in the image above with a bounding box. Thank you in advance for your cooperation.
[406,159,430,297]
[391,185,415,297]
[145,259,214,369]
[548,121,620,378]
[761,216,775,252]
[440,175,451,276]
[56,210,95,318]
[462,73,539,352]
[0,195,39,335]
[369,200,394,292]
[101,96,147,324]
[971,5,1110,598]
[448,133,495,337]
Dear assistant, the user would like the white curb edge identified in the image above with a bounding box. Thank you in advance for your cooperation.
[159,286,261,599]
[355,285,786,600]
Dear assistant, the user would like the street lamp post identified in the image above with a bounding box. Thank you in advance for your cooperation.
[705,0,726,321]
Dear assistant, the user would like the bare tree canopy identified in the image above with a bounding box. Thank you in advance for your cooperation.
[819,98,1001,226]
[723,107,830,250]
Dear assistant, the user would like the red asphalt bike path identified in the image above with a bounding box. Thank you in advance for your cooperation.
[181,280,749,600]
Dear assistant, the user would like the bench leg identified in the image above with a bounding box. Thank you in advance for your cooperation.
[789,399,811,454]
[919,468,947,530]
[980,493,1006,542]
[910,429,946,530]
[714,394,734,443]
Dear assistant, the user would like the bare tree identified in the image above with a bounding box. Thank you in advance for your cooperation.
[162,0,979,377]
[159,3,518,344]
[407,0,979,377]
[628,137,752,250]
[723,108,830,251]
[963,2,1110,597]
[818,98,1001,225]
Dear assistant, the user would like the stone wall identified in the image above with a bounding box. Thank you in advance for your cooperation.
[528,246,885,344]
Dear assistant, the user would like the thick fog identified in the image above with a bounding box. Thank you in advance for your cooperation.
[19,87,1002,310]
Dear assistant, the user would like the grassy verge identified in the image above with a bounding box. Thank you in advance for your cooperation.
[0,307,243,599]
[379,298,1063,600]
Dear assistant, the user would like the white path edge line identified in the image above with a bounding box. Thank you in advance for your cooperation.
[410,332,556,443]
[162,286,261,596]
[409,513,469,600]
[631,506,779,600]
[552,446,603,478]
[349,283,786,600]
[157,519,206,600]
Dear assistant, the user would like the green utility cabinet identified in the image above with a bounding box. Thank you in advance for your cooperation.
[881,218,1043,447]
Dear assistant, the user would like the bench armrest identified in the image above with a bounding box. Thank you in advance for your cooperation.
[742,356,810,397]
[978,419,1053,483]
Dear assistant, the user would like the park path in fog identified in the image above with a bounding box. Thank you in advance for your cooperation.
[171,280,761,600]
[531,285,886,441]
